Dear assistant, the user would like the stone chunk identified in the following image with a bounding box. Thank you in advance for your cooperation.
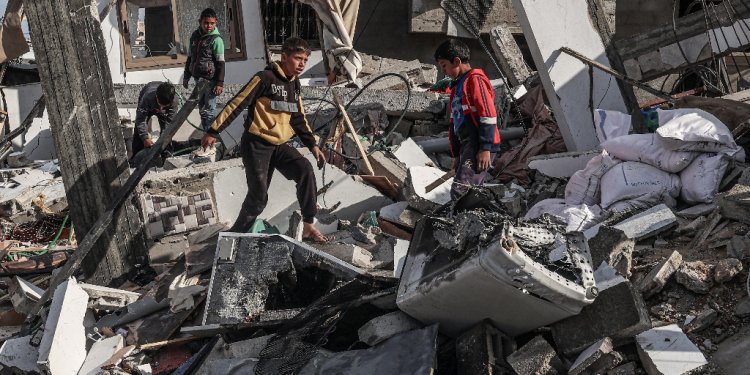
[456,321,516,374]
[612,204,677,240]
[358,311,423,346]
[684,309,718,334]
[607,361,637,375]
[638,251,683,299]
[37,278,89,374]
[636,324,707,375]
[507,336,564,375]
[317,243,373,269]
[569,337,623,375]
[734,297,750,318]
[714,258,743,283]
[551,281,651,356]
[589,227,634,277]
[675,261,714,294]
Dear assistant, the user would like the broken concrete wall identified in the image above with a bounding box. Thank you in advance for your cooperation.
[409,0,521,35]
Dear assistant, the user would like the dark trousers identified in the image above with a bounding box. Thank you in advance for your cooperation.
[229,133,318,232]
[450,142,497,200]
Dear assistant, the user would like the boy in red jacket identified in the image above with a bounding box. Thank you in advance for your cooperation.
[435,39,501,199]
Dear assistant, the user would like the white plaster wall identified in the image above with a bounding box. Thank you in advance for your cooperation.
[100,0,268,85]
[512,0,628,152]
[3,82,42,149]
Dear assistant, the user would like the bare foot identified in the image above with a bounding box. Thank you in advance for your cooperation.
[302,222,330,242]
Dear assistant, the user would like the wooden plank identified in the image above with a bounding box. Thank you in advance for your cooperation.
[332,93,375,175]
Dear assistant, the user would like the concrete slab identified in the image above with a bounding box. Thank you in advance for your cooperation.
[358,311,423,346]
[37,278,90,375]
[569,337,619,375]
[512,0,628,151]
[78,335,124,375]
[528,150,600,178]
[393,138,434,169]
[636,324,707,375]
[676,203,717,219]
[403,166,453,213]
[379,202,409,223]
[316,243,373,269]
[612,204,677,240]
[0,335,41,373]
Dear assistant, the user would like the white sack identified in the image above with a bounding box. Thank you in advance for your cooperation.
[602,133,698,173]
[655,109,743,158]
[525,198,602,232]
[595,109,631,143]
[679,153,729,204]
[565,151,621,206]
[600,162,681,209]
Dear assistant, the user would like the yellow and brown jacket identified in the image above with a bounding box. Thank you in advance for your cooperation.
[207,62,316,149]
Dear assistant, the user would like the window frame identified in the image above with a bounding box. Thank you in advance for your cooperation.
[116,0,247,72]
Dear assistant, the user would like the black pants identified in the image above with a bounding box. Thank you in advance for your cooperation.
[229,133,318,232]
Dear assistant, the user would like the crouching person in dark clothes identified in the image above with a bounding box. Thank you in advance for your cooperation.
[130,81,178,160]
[200,37,329,241]
[434,39,501,199]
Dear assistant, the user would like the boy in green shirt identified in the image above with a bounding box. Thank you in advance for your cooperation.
[183,8,225,133]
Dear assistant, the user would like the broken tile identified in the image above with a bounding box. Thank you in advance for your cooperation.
[37,278,89,374]
[636,324,707,375]
[358,311,423,346]
[507,336,564,375]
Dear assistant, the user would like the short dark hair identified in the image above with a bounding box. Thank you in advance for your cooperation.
[282,37,311,56]
[156,82,175,106]
[434,39,470,63]
[200,8,217,20]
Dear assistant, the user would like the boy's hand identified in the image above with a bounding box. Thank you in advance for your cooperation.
[214,85,224,96]
[143,138,155,148]
[182,79,189,89]
[476,150,491,172]
[312,146,326,169]
[201,134,216,150]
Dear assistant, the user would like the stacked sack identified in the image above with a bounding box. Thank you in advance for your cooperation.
[525,109,745,230]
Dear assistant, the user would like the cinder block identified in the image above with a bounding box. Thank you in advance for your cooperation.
[507,336,564,375]
[552,281,651,356]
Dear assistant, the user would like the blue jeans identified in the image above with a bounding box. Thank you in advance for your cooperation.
[199,80,218,132]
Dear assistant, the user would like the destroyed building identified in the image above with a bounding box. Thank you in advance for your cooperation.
[1,0,750,374]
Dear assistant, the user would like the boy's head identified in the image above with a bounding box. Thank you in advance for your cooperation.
[199,8,218,34]
[156,82,176,107]
[280,37,311,77]
[434,39,471,79]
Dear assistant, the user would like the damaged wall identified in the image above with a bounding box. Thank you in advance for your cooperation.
[353,0,502,78]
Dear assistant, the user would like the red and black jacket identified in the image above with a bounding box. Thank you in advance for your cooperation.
[448,69,501,156]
